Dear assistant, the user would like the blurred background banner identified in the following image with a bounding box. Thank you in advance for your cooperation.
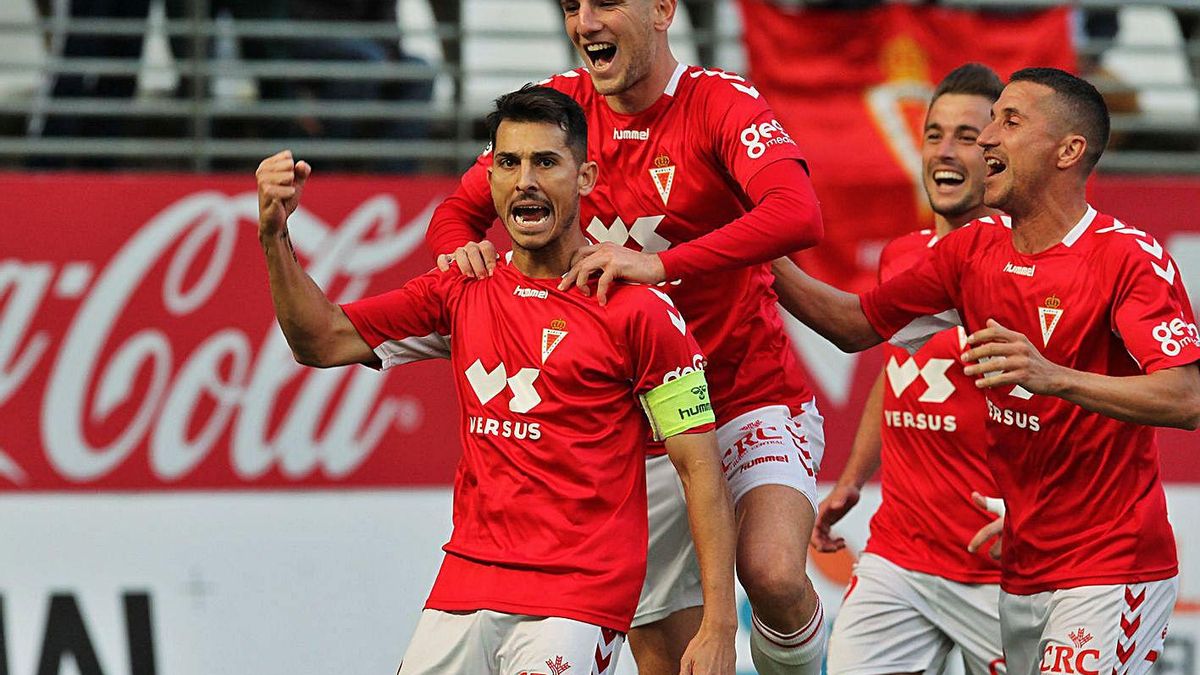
[739,0,1076,292]
[0,173,461,490]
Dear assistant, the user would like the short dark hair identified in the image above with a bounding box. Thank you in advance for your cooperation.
[486,85,588,163]
[1010,67,1110,171]
[932,63,1004,105]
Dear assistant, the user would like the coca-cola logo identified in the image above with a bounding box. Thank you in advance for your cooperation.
[1,187,446,487]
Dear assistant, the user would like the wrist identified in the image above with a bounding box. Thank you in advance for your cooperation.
[648,253,667,283]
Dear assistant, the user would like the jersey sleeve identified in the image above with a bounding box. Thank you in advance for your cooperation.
[620,287,716,439]
[860,227,967,352]
[1108,238,1200,373]
[339,269,454,369]
[657,159,823,279]
[425,150,496,260]
[703,71,807,187]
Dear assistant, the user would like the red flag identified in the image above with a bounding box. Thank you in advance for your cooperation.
[739,1,1076,291]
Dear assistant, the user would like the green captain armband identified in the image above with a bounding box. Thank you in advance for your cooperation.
[639,369,716,441]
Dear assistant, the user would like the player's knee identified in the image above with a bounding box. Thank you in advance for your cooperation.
[737,554,813,607]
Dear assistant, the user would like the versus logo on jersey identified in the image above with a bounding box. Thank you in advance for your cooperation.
[649,153,675,206]
[586,215,670,253]
[613,127,649,141]
[1152,313,1199,357]
[465,359,542,413]
[985,398,1040,432]
[1038,294,1063,346]
[885,355,955,403]
[541,318,568,363]
[1004,261,1036,277]
[740,119,794,160]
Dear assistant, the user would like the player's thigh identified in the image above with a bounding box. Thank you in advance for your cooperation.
[827,554,953,675]
[716,401,824,511]
[1031,578,1177,675]
[398,609,484,675]
[633,454,703,629]
[497,614,625,675]
[917,577,1004,675]
[628,606,705,675]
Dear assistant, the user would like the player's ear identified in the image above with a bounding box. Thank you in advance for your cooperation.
[577,160,598,196]
[1056,133,1087,171]
[652,0,676,31]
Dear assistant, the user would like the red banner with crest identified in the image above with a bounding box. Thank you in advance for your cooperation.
[737,0,1076,293]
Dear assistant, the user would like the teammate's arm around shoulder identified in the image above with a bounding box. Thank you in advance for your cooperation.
[256,151,375,368]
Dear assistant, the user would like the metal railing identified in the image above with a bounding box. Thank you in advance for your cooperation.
[0,0,1197,173]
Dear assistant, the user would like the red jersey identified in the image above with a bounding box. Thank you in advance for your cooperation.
[427,64,821,421]
[341,261,710,631]
[861,208,1199,594]
[863,230,1001,584]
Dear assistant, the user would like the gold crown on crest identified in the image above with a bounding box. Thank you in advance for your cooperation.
[1044,295,1062,309]
[654,154,671,168]
[550,318,567,331]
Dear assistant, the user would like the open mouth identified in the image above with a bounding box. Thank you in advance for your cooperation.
[584,42,617,69]
[985,156,1007,177]
[512,203,551,227]
[932,169,965,187]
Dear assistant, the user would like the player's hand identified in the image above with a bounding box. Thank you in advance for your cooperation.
[679,623,736,675]
[557,242,666,306]
[961,319,1066,395]
[256,150,311,240]
[436,240,497,278]
[967,491,1003,561]
[811,482,860,552]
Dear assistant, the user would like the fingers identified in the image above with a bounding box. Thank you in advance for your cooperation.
[596,268,615,306]
[965,318,1014,346]
[436,254,451,272]
[451,241,498,278]
[989,539,1002,561]
[967,519,1002,554]
[568,244,598,269]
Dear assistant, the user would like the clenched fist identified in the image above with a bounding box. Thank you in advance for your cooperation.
[256,150,312,240]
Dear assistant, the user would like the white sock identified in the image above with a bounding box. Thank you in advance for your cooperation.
[749,596,827,675]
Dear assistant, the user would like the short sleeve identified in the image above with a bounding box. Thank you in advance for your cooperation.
[861,227,968,350]
[622,287,707,396]
[703,71,808,189]
[340,269,454,369]
[1110,241,1200,373]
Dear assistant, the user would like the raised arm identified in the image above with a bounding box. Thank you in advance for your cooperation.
[256,151,376,368]
[771,256,883,353]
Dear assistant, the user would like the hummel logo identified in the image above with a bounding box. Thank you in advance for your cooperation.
[1069,627,1093,649]
[514,285,548,299]
[546,655,571,675]
[613,127,650,141]
[1003,262,1035,277]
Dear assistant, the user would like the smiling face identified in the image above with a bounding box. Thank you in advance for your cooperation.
[488,119,597,255]
[977,81,1068,216]
[560,0,669,97]
[922,93,993,223]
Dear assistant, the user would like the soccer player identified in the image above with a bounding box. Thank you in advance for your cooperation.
[806,63,1008,675]
[426,2,827,673]
[773,67,1200,674]
[254,87,737,675]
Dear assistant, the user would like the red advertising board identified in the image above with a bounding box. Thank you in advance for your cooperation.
[2,172,1197,490]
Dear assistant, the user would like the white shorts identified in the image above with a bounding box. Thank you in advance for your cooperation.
[826,553,1005,675]
[1000,576,1177,675]
[398,609,624,675]
[716,400,825,511]
[633,454,703,628]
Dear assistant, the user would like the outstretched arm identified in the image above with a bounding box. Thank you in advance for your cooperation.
[963,319,1200,429]
[772,257,883,353]
[665,430,737,675]
[812,371,883,552]
[257,151,375,368]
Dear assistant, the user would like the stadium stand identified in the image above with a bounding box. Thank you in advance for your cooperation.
[0,0,1197,173]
